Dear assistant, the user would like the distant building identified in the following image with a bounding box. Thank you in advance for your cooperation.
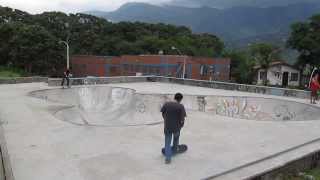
[71,55,231,81]
[255,61,300,87]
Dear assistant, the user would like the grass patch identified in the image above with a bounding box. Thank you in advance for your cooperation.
[304,168,320,179]
[280,168,320,180]
[0,66,26,78]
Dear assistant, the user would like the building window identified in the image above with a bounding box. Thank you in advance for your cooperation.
[129,64,134,72]
[200,65,208,76]
[260,71,267,80]
[291,73,299,81]
[274,72,281,79]
[123,64,129,71]
[142,66,147,73]
[110,67,117,74]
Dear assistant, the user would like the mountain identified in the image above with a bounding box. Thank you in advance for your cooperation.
[169,0,320,9]
[87,2,320,48]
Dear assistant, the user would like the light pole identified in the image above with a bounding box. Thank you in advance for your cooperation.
[171,46,186,79]
[59,41,70,69]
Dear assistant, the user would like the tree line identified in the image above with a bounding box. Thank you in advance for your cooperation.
[225,14,320,86]
[0,6,319,86]
[0,6,224,76]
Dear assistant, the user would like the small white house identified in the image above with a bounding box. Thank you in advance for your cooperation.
[255,61,300,87]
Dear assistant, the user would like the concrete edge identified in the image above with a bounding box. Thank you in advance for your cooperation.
[0,77,47,84]
[0,124,14,180]
[245,148,320,180]
[203,137,320,180]
[47,76,310,99]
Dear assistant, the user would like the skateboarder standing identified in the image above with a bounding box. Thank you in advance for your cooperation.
[61,68,72,88]
[160,93,187,164]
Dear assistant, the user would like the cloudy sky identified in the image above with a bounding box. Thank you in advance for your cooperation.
[0,0,172,14]
[0,0,316,14]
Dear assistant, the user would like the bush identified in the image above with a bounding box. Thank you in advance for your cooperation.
[0,66,27,77]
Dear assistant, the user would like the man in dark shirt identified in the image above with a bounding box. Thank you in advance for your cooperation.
[160,93,187,164]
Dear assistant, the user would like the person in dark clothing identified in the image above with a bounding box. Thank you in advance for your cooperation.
[61,68,72,88]
[160,93,187,164]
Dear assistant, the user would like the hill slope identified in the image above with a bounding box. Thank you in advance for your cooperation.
[169,0,320,8]
[87,2,320,47]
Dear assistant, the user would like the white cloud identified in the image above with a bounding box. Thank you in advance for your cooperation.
[0,0,172,14]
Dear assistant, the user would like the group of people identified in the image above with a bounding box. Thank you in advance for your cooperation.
[310,70,320,104]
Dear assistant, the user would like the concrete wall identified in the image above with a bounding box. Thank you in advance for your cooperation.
[156,77,310,99]
[48,76,152,86]
[248,150,320,180]
[48,76,311,99]
[0,77,47,84]
[0,126,14,180]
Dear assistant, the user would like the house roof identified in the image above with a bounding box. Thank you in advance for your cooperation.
[253,61,297,70]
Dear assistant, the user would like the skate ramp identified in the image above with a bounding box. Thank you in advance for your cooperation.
[30,86,165,126]
[30,86,320,127]
[181,96,320,121]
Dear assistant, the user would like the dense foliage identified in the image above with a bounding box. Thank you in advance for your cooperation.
[0,6,224,76]
[223,50,255,84]
[287,14,320,71]
[223,43,279,84]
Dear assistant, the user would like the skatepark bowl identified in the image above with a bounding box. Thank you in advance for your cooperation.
[29,86,320,127]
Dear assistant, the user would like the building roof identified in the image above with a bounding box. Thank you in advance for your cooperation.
[254,61,297,70]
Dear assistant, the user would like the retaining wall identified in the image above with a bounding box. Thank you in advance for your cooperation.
[0,77,47,84]
[248,150,320,180]
[48,76,310,99]
[0,125,14,180]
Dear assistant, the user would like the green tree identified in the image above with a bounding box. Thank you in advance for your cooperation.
[0,6,226,76]
[287,14,320,74]
[223,50,255,84]
[1,23,64,75]
[249,43,280,85]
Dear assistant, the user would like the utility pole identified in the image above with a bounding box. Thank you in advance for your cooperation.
[59,41,70,69]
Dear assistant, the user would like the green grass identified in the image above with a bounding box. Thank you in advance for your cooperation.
[280,168,320,180]
[0,66,26,78]
[305,168,320,179]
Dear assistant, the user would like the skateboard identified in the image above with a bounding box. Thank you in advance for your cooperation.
[161,144,188,156]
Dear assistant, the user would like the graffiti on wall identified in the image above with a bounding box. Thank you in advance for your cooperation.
[197,96,207,112]
[136,101,146,113]
[210,97,296,121]
[273,105,296,121]
[214,98,264,119]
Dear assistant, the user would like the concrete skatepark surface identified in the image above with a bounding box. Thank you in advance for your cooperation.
[1,82,320,179]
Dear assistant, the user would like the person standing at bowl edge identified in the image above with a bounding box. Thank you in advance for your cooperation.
[310,71,320,104]
[160,93,187,164]
[61,68,72,88]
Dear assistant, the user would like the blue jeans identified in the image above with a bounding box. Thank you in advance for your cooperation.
[61,77,70,87]
[164,131,180,160]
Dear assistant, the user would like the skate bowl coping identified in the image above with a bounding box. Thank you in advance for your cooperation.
[47,76,311,100]
[29,86,320,125]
